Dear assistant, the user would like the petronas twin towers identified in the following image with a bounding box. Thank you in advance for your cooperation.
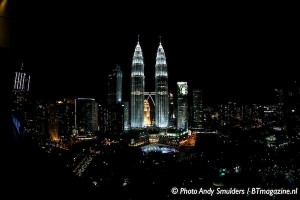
[130,40,145,128]
[155,42,169,128]
[130,37,169,128]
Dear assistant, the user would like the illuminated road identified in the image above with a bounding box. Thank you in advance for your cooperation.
[73,155,93,177]
[179,132,196,146]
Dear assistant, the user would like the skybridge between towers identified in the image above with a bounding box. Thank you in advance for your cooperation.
[144,92,156,107]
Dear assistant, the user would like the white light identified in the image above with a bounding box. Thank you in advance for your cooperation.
[177,82,188,95]
[20,73,24,90]
[27,75,30,91]
[16,72,20,89]
[22,73,26,90]
[14,72,18,89]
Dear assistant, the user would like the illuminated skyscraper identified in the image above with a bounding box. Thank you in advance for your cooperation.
[13,63,30,92]
[130,37,145,128]
[12,63,31,116]
[116,65,122,103]
[193,89,203,128]
[123,101,130,130]
[155,40,169,128]
[107,65,123,104]
[168,92,176,128]
[11,63,31,140]
[177,82,188,130]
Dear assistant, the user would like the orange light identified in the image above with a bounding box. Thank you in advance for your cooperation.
[0,0,8,16]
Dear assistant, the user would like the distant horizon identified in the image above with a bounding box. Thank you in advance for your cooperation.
[8,66,298,106]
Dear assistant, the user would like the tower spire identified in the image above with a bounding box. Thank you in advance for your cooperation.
[137,35,139,44]
[131,34,145,128]
[155,36,168,128]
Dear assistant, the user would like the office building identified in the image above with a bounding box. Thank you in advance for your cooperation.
[130,38,145,128]
[193,89,203,128]
[155,40,169,128]
[75,98,98,136]
[177,82,188,130]
[107,65,123,104]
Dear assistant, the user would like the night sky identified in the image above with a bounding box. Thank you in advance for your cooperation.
[9,2,299,105]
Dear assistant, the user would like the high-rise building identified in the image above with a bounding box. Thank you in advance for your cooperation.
[98,103,124,135]
[123,101,130,130]
[98,104,109,133]
[130,38,145,128]
[116,65,122,103]
[193,89,203,128]
[107,65,123,104]
[155,40,169,128]
[168,92,176,128]
[47,102,60,142]
[30,100,48,143]
[75,98,98,136]
[177,82,188,130]
[144,99,151,126]
[12,63,31,114]
[11,63,31,137]
[13,63,31,92]
[47,98,76,142]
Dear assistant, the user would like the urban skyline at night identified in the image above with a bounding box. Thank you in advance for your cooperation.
[2,1,300,199]
[7,55,300,199]
[9,33,300,107]
[7,2,299,105]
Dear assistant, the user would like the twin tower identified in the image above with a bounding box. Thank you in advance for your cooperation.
[131,37,169,128]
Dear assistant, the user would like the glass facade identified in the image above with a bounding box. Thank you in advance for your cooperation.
[75,98,98,135]
[193,89,203,128]
[14,63,30,91]
[107,65,122,104]
[116,65,122,103]
[155,42,169,128]
[130,41,145,128]
[177,82,188,130]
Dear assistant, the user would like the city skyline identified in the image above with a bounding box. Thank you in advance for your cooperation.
[9,2,299,105]
[3,2,300,199]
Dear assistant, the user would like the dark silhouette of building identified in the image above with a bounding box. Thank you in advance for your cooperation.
[168,92,176,128]
[47,98,75,142]
[75,98,98,136]
[107,65,122,104]
[192,89,203,129]
[98,103,124,135]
